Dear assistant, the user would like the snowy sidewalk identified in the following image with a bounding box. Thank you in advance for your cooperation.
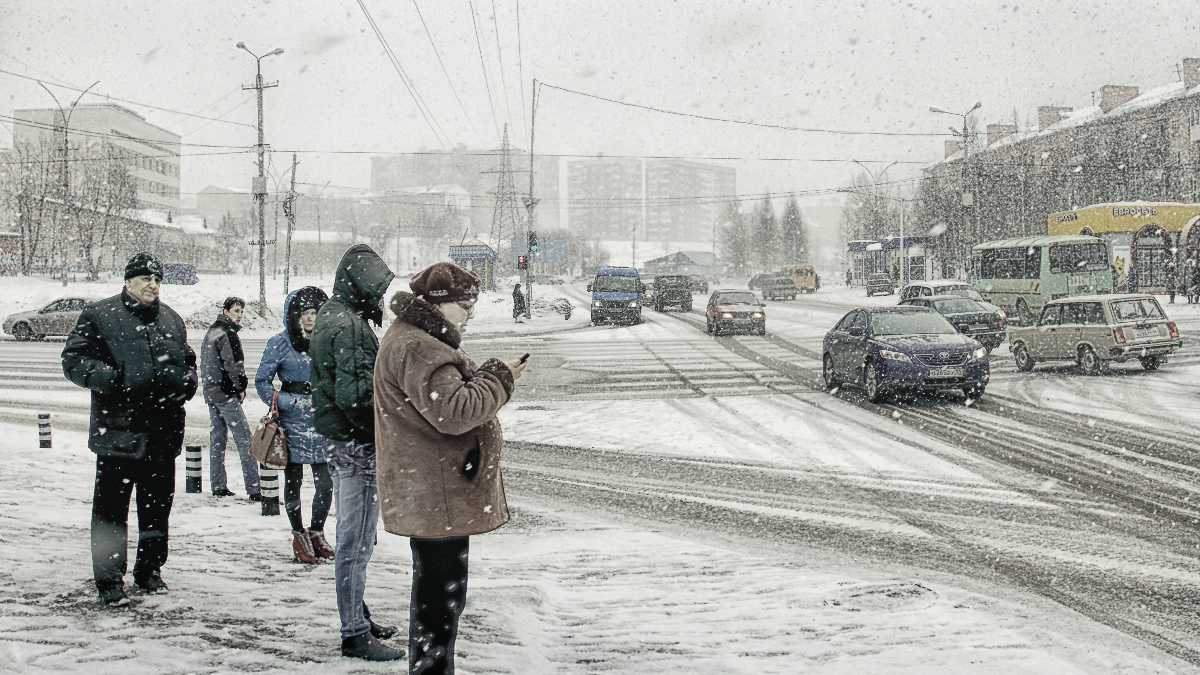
[0,422,1180,674]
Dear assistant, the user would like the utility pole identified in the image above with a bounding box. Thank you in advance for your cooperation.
[522,81,541,317]
[930,102,981,278]
[283,153,298,294]
[238,42,283,315]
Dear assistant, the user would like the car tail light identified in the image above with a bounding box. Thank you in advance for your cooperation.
[1113,327,1126,344]
[1168,322,1178,339]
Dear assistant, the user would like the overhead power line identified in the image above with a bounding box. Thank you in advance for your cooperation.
[411,0,484,144]
[540,82,953,138]
[356,0,450,149]
[467,0,502,140]
[515,0,529,147]
[0,67,255,130]
[489,0,516,131]
[0,113,254,149]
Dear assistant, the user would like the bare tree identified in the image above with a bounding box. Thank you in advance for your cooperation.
[66,143,138,280]
[0,139,66,275]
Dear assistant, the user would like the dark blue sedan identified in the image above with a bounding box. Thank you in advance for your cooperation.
[822,306,989,402]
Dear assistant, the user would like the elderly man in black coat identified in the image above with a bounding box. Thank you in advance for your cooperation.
[61,252,198,607]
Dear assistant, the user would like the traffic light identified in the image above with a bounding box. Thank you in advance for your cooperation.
[517,255,527,269]
[528,231,538,253]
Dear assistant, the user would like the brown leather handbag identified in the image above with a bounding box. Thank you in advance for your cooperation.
[249,391,288,469]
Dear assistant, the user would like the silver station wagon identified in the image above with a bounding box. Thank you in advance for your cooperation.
[1008,294,1181,374]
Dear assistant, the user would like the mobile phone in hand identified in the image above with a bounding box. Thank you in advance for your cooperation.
[519,353,530,363]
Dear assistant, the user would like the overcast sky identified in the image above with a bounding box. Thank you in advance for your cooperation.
[2,0,1197,212]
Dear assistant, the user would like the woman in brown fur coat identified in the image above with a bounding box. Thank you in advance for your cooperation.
[374,262,526,674]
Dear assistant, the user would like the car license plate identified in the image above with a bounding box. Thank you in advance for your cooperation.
[927,367,963,379]
[1133,327,1160,339]
[970,324,989,331]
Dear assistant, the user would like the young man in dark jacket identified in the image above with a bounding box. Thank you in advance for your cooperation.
[61,252,198,607]
[201,297,260,499]
[310,244,403,661]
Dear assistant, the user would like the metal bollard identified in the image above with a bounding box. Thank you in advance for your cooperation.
[260,465,280,516]
[38,413,51,448]
[185,445,203,493]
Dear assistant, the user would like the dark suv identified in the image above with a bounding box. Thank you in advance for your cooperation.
[653,274,693,311]
[762,276,798,301]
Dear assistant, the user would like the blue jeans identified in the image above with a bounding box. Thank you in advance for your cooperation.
[208,401,260,495]
[328,439,379,640]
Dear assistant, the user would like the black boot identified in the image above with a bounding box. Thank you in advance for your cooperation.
[341,632,405,661]
[369,617,398,640]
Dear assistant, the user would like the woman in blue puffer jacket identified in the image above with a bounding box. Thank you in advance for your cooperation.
[256,286,333,564]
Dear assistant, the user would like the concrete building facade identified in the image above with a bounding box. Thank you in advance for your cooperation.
[370,144,560,231]
[12,104,182,211]
[566,157,644,238]
[645,159,736,243]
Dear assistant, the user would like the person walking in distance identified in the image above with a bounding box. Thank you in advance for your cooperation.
[62,252,198,607]
[310,244,404,661]
[202,297,260,500]
[375,262,526,674]
[255,287,334,564]
[512,283,526,323]
[1166,262,1178,304]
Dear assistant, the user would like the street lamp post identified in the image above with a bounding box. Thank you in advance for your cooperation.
[852,159,897,283]
[930,102,982,276]
[37,80,98,286]
[237,42,283,315]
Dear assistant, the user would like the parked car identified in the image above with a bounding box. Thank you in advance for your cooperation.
[653,274,693,312]
[748,273,776,291]
[162,263,199,285]
[866,272,895,296]
[3,297,95,341]
[762,276,798,301]
[706,290,766,336]
[688,275,709,294]
[822,306,990,402]
[1008,294,1181,374]
[900,295,1006,350]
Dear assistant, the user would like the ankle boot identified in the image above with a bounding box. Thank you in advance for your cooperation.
[292,530,318,564]
[341,632,405,661]
[308,530,335,559]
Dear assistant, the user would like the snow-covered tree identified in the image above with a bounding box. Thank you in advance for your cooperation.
[751,193,777,273]
[778,197,809,265]
[718,199,749,275]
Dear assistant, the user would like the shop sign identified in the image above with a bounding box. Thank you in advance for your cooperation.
[1113,207,1158,217]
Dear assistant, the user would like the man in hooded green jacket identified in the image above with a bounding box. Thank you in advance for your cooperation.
[310,244,403,661]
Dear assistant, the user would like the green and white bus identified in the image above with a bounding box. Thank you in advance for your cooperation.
[971,235,1112,325]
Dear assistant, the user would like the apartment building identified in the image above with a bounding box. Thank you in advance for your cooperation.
[12,104,182,211]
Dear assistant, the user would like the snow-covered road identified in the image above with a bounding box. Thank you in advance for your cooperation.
[2,279,1199,673]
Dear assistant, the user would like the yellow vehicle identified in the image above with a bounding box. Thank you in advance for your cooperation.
[779,264,820,294]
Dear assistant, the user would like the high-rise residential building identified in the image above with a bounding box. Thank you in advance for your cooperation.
[645,159,736,242]
[370,144,561,231]
[566,157,644,237]
[12,104,182,211]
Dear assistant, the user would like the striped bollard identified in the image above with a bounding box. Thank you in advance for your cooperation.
[260,465,280,516]
[185,445,203,493]
[38,413,51,448]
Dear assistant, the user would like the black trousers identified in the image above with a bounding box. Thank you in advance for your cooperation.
[91,455,175,589]
[283,461,332,533]
[409,536,469,675]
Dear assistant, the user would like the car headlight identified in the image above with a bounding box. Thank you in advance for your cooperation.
[878,349,912,362]
[752,312,763,318]
[995,308,1006,319]
[593,300,601,308]
[721,312,733,319]
[628,300,638,308]
[973,347,987,360]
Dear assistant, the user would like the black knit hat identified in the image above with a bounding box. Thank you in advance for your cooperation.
[124,252,164,280]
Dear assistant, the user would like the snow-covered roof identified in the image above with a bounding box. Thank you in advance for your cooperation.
[132,209,215,235]
[930,79,1200,167]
